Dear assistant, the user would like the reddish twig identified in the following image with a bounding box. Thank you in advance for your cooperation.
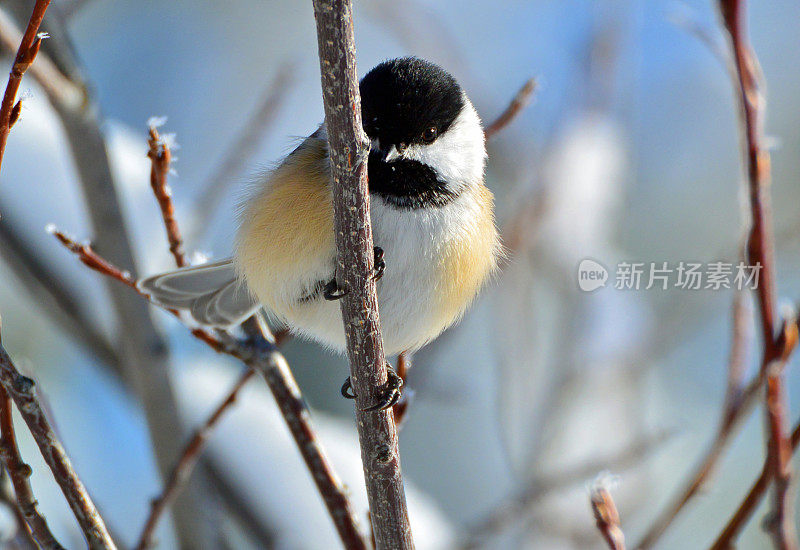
[392,352,412,427]
[312,1,413,548]
[590,479,625,550]
[137,113,300,548]
[637,291,754,548]
[641,1,796,547]
[462,431,669,549]
[762,319,798,548]
[0,0,50,178]
[52,230,368,548]
[147,124,187,267]
[711,414,800,549]
[50,229,224,351]
[0,338,115,549]
[719,1,796,548]
[483,78,537,141]
[719,0,776,346]
[135,368,255,550]
[721,288,753,418]
[0,321,63,550]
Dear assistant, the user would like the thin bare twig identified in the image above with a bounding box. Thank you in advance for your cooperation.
[590,479,625,550]
[312,1,413,548]
[463,431,669,549]
[0,0,50,180]
[50,229,224,350]
[0,203,119,369]
[636,290,754,548]
[136,368,254,550]
[1,3,218,542]
[640,1,796,547]
[0,8,83,112]
[0,319,63,549]
[0,335,115,549]
[0,466,39,549]
[483,78,537,141]
[711,412,800,549]
[147,124,187,267]
[762,318,797,548]
[719,0,796,547]
[189,63,295,242]
[720,0,776,346]
[51,230,368,548]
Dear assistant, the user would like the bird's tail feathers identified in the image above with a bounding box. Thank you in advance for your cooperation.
[137,259,259,327]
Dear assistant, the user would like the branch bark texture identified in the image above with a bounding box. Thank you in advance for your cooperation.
[719,0,797,547]
[0,382,64,549]
[0,342,115,549]
[311,1,413,548]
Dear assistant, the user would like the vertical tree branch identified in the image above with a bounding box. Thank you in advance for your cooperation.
[311,1,413,548]
[719,0,776,346]
[763,319,797,549]
[0,338,115,549]
[719,1,797,548]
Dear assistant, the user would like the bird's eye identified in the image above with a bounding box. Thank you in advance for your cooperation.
[422,126,438,143]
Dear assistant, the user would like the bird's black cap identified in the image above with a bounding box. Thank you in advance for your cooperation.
[360,57,464,147]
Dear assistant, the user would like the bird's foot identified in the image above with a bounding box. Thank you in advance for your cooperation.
[372,246,385,281]
[340,365,404,412]
[323,247,384,301]
[323,279,347,300]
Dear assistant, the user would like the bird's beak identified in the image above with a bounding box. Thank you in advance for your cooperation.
[382,145,401,162]
[370,138,402,162]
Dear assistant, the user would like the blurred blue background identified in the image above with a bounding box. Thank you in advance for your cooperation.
[1,0,800,548]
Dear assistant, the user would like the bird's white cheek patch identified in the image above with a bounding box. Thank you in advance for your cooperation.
[403,99,486,193]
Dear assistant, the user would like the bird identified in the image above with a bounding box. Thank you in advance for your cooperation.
[139,57,501,410]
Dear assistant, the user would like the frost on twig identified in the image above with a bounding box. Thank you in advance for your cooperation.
[589,473,625,550]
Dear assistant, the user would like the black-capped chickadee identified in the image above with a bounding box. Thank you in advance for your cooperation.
[140,57,500,408]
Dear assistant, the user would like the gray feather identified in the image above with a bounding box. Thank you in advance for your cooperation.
[138,259,259,327]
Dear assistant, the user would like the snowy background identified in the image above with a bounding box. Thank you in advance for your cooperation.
[1,0,800,548]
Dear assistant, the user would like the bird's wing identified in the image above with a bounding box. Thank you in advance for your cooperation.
[138,259,259,327]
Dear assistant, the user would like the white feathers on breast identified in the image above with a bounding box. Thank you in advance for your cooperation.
[271,187,492,356]
[369,188,488,355]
